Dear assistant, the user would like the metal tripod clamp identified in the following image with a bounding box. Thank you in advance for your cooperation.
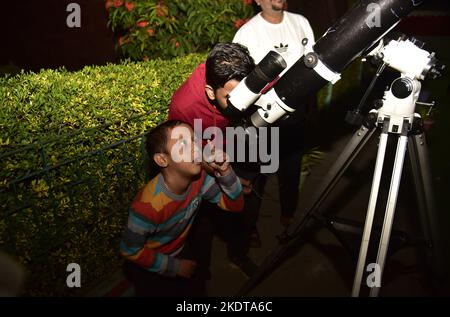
[302,38,342,84]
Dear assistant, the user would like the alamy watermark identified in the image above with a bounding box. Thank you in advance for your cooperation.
[366,263,381,288]
[365,3,381,28]
[66,3,81,28]
[66,263,81,288]
[170,119,280,173]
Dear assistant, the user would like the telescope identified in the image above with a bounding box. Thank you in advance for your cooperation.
[228,0,446,297]
[227,0,443,128]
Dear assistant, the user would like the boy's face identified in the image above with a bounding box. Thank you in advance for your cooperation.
[163,124,202,177]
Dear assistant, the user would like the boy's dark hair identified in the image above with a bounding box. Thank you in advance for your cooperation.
[145,120,187,177]
[205,42,255,90]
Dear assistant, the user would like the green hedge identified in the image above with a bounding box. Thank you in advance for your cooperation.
[0,53,207,296]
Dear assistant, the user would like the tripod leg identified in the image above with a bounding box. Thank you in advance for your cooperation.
[352,131,389,297]
[369,134,408,297]
[408,133,444,279]
[286,124,377,238]
[236,124,376,296]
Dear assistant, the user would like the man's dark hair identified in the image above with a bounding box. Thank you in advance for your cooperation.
[205,42,255,90]
[145,119,187,178]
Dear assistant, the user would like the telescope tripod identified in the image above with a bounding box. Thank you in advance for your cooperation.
[351,113,439,296]
[237,95,442,297]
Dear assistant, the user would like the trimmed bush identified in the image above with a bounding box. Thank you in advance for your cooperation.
[0,53,207,296]
[106,0,254,60]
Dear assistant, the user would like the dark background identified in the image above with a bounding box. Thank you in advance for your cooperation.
[0,0,117,72]
[1,0,448,71]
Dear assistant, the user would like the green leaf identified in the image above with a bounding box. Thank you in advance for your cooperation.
[104,0,255,61]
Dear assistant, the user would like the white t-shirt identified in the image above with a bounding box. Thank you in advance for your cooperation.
[233,11,315,75]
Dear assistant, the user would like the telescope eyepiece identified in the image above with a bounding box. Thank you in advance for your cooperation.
[245,51,287,93]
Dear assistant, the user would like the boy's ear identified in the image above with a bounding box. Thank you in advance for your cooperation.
[205,85,216,100]
[153,153,168,168]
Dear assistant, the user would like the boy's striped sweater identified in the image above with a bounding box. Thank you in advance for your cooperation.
[120,169,243,276]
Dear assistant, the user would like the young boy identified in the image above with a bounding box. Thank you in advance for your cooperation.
[120,120,243,297]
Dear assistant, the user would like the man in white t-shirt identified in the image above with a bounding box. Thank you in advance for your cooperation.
[233,0,314,73]
[232,0,316,246]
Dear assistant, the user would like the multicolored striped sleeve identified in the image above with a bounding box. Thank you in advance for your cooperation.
[201,169,244,212]
[119,207,181,277]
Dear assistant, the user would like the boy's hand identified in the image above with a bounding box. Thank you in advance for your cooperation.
[177,259,197,278]
[239,177,253,195]
[204,141,231,177]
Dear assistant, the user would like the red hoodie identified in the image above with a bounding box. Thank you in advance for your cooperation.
[169,63,230,139]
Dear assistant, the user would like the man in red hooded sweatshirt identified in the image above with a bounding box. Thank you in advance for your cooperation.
[169,43,259,279]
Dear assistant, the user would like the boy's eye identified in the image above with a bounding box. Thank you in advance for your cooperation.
[180,139,187,146]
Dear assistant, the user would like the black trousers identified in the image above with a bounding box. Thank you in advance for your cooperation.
[190,124,306,263]
[227,116,306,257]
[190,198,249,266]
[277,113,306,218]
